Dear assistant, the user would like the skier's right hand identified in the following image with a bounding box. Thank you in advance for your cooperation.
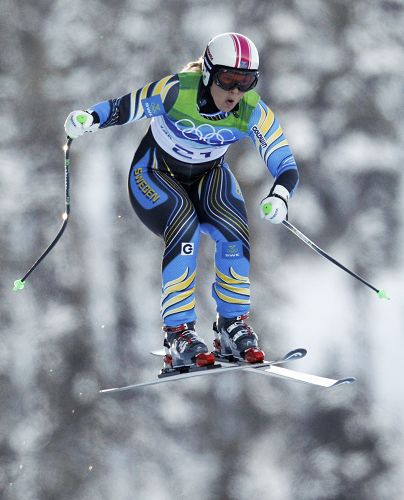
[64,110,100,139]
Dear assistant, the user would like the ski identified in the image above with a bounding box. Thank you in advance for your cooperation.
[99,348,306,394]
[99,347,356,393]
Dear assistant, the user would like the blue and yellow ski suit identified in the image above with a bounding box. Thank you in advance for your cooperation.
[88,72,299,326]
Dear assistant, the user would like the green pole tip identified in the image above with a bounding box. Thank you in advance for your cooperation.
[377,289,390,300]
[13,279,25,292]
[262,202,272,216]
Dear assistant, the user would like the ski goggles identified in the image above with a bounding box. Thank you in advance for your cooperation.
[213,68,259,92]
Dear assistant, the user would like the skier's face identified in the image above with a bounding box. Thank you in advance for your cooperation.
[210,82,244,112]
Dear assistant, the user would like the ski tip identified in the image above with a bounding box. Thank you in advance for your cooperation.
[13,279,25,292]
[332,377,357,387]
[377,289,390,300]
[284,348,307,360]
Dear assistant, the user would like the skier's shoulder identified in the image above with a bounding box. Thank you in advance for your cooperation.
[245,95,278,133]
[138,73,180,116]
[148,73,180,96]
[143,72,201,113]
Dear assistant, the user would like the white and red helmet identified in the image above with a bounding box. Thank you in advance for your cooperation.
[202,32,259,86]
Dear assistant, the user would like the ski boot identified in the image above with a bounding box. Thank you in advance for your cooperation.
[213,314,265,363]
[163,322,215,370]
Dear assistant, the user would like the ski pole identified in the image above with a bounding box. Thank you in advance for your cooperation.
[281,219,390,300]
[13,137,73,291]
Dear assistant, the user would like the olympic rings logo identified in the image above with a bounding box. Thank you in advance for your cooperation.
[175,119,236,145]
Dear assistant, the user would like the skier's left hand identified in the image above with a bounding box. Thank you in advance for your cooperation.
[260,185,289,224]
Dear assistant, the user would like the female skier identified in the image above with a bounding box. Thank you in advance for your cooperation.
[65,32,299,369]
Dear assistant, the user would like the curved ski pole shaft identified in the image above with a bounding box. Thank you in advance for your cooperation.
[282,220,389,300]
[13,138,73,291]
